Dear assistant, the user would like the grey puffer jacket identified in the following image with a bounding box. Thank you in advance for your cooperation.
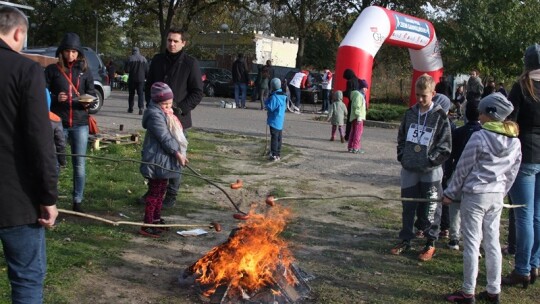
[140,101,181,179]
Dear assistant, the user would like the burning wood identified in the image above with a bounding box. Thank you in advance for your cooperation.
[181,205,312,303]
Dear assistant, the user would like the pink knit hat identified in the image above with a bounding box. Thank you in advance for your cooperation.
[151,82,173,103]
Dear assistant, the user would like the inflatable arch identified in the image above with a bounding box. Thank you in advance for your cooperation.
[334,6,443,107]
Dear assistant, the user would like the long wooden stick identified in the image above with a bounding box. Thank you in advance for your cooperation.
[271,195,523,208]
[58,209,220,230]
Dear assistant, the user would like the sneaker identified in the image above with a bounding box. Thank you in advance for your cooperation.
[153,218,170,231]
[418,244,436,261]
[269,155,280,161]
[162,194,177,208]
[439,229,450,239]
[323,110,329,114]
[445,290,475,303]
[390,240,411,255]
[415,230,425,239]
[72,203,85,213]
[447,239,460,250]
[354,149,365,154]
[476,291,499,304]
[139,227,162,238]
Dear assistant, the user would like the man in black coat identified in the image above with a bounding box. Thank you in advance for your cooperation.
[0,6,58,303]
[125,47,148,114]
[143,27,203,207]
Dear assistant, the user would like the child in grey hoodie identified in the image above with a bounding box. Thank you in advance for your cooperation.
[391,74,452,261]
[443,92,521,304]
[327,90,348,143]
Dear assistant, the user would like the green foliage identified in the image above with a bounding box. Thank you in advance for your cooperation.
[435,0,540,80]
[367,102,408,122]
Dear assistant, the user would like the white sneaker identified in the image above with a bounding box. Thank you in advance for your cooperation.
[447,240,459,250]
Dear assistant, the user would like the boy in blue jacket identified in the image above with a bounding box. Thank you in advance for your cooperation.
[265,78,287,161]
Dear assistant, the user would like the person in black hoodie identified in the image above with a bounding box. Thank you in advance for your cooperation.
[125,47,148,114]
[143,27,203,208]
[232,53,250,108]
[0,7,58,302]
[45,32,96,213]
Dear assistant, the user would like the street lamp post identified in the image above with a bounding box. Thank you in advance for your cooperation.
[220,23,229,56]
[94,11,98,53]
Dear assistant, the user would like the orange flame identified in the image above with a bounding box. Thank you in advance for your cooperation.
[191,205,296,297]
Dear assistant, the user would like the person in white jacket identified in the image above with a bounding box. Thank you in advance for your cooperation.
[443,92,522,304]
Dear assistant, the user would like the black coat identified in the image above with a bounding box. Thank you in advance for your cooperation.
[507,81,540,163]
[145,51,203,129]
[0,39,58,227]
[232,59,249,84]
[45,61,95,128]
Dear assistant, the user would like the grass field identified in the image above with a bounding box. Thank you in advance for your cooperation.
[0,130,538,303]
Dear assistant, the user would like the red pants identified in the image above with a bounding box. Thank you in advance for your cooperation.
[347,120,364,150]
[144,179,168,224]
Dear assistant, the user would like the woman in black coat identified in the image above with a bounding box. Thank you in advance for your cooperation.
[45,32,95,213]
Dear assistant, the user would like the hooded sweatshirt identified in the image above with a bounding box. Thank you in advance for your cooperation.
[397,103,452,172]
[328,91,348,125]
[125,47,148,83]
[349,90,366,122]
[444,122,522,200]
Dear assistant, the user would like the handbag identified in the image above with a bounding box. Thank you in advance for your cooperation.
[88,115,99,135]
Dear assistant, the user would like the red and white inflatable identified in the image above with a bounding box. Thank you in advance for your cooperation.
[334,6,443,107]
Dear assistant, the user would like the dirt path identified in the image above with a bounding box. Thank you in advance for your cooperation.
[70,93,404,303]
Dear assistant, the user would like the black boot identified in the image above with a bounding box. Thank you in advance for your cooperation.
[72,203,85,213]
[162,194,177,208]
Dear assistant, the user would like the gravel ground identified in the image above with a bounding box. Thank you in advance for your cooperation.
[94,91,402,190]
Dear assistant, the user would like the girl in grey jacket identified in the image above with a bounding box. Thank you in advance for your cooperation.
[139,82,188,238]
[443,93,521,303]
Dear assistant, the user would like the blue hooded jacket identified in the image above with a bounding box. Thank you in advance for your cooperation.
[265,89,287,130]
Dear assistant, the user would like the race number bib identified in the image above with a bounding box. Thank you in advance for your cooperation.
[406,124,434,146]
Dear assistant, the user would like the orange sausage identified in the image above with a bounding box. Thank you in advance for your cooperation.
[266,195,276,206]
[210,222,222,232]
[230,179,243,189]
[233,213,250,220]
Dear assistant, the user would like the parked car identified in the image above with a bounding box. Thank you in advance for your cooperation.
[283,70,323,104]
[200,67,232,97]
[201,68,257,98]
[22,46,111,114]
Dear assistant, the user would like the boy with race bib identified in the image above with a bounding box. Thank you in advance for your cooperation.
[391,74,452,261]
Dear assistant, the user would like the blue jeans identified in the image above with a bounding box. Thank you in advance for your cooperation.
[289,85,301,107]
[0,224,46,304]
[269,126,282,157]
[65,125,88,204]
[509,163,540,276]
[234,83,247,108]
[321,89,331,111]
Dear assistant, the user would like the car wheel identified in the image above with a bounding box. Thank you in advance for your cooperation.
[206,84,215,97]
[88,89,103,114]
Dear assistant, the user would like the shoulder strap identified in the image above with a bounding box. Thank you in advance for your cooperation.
[56,64,80,97]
